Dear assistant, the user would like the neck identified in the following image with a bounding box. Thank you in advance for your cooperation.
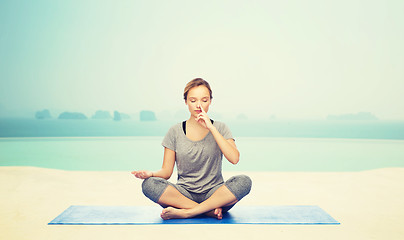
[187,116,198,125]
[187,116,208,129]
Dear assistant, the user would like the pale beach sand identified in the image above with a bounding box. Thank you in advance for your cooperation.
[1,167,403,240]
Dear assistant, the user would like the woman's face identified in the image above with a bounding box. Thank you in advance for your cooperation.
[185,85,212,118]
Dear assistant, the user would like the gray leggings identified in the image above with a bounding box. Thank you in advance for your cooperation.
[142,175,252,212]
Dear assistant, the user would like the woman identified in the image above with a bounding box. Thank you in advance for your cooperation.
[132,78,252,220]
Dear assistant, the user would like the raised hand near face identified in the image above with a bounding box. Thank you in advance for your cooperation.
[195,104,214,130]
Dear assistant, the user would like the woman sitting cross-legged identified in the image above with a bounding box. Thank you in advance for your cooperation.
[132,78,252,220]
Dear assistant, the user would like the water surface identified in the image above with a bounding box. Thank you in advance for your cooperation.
[1,137,403,172]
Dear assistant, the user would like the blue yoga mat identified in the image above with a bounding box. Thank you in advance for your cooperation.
[48,205,339,225]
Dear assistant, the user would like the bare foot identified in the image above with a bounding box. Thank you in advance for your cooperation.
[205,207,223,220]
[214,208,223,220]
[160,207,191,220]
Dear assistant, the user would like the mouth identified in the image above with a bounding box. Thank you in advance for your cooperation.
[195,110,202,114]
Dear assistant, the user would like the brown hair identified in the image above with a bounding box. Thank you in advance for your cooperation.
[183,78,213,101]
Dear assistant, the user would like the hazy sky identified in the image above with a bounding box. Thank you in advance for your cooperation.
[1,0,403,120]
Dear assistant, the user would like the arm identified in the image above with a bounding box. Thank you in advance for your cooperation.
[209,126,240,164]
[131,147,176,180]
[196,105,240,164]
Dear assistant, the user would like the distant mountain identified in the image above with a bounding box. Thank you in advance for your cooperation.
[35,109,52,119]
[58,112,87,119]
[327,112,378,121]
[140,110,157,121]
[92,110,112,119]
[113,111,121,121]
[112,111,131,121]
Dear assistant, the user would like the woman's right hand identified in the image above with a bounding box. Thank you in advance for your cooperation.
[131,170,153,179]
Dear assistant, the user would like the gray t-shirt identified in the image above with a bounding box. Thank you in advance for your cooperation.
[161,121,234,193]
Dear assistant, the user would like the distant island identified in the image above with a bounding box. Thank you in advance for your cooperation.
[327,112,378,121]
[113,111,131,121]
[140,110,156,121]
[114,111,121,121]
[92,110,112,119]
[58,112,87,120]
[34,109,133,121]
[35,109,52,119]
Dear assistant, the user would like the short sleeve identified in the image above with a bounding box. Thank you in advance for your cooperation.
[217,122,234,140]
[161,125,177,151]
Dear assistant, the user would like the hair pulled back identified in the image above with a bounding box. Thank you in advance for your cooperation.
[183,78,213,101]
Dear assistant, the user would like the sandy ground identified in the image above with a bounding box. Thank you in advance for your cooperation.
[1,167,403,240]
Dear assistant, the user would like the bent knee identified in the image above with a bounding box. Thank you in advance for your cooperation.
[237,174,252,194]
[141,177,168,202]
[225,174,252,201]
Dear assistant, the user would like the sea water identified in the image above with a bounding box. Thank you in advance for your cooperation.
[1,136,403,172]
[1,118,403,171]
[1,118,404,139]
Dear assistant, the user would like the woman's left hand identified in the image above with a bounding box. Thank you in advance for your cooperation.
[195,104,214,130]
